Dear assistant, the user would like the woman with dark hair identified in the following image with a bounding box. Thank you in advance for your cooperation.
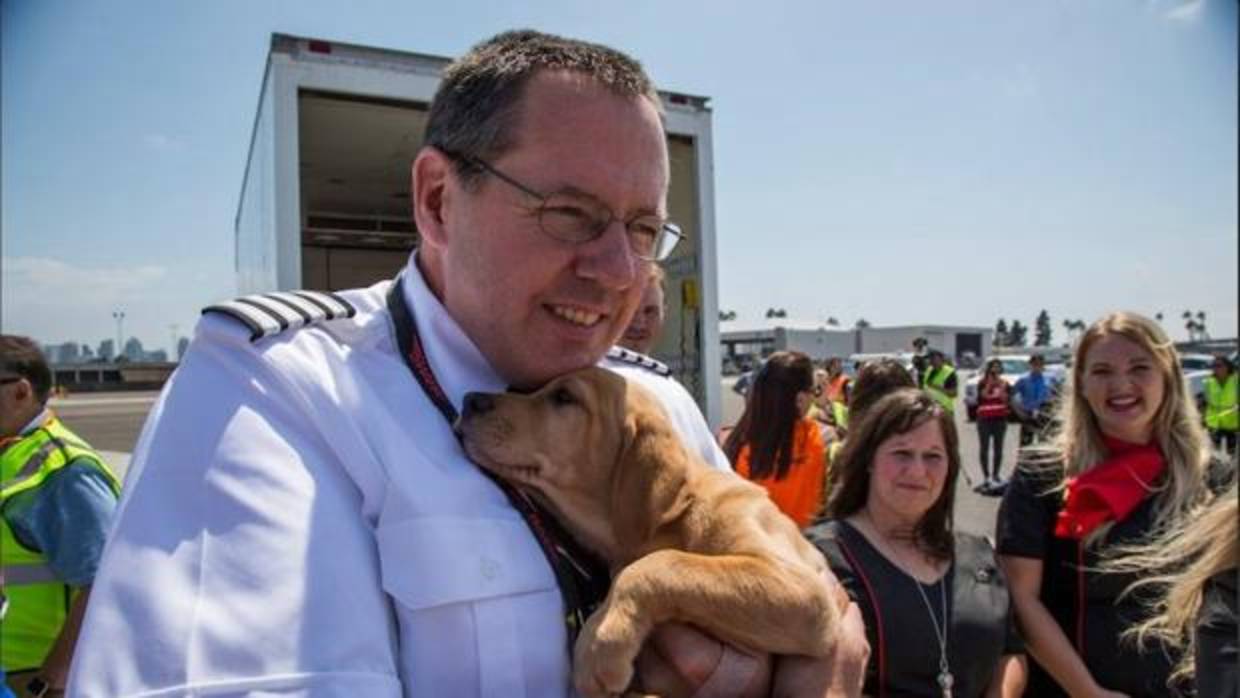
[848,359,918,425]
[723,350,825,528]
[806,389,1026,697]
[975,358,1011,495]
[824,358,917,491]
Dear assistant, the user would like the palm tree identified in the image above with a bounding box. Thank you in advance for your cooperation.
[1184,310,1209,341]
[1062,319,1086,346]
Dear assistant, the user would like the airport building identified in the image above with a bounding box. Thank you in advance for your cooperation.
[721,321,993,370]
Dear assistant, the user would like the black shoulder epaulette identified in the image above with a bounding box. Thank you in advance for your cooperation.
[202,290,357,343]
[606,346,673,377]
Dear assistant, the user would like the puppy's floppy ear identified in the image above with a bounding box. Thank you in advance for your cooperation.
[611,388,693,537]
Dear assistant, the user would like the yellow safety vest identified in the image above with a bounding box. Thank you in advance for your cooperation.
[832,401,850,430]
[1,415,120,671]
[1204,374,1238,432]
[924,365,957,413]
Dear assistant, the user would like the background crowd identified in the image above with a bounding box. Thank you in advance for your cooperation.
[4,289,1237,697]
[726,311,1237,697]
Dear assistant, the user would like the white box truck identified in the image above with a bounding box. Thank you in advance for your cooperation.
[236,34,723,427]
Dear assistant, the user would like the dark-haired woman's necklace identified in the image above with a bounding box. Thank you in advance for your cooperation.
[913,576,953,698]
[858,512,953,696]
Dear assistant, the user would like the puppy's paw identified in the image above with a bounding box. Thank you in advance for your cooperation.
[574,613,641,698]
[572,648,633,698]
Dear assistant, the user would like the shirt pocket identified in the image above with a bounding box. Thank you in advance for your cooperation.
[376,516,567,698]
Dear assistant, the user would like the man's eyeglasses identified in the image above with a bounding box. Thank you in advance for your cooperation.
[444,150,685,262]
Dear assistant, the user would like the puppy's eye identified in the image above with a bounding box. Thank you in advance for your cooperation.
[551,387,577,406]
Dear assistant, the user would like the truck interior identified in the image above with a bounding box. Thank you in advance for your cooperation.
[299,89,422,290]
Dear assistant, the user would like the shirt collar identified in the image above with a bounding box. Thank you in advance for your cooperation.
[19,407,51,436]
[402,252,509,415]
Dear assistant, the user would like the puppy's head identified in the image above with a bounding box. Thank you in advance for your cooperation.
[457,366,634,555]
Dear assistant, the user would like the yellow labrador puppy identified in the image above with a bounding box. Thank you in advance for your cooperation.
[457,367,840,698]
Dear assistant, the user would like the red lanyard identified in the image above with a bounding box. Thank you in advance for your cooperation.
[385,275,609,647]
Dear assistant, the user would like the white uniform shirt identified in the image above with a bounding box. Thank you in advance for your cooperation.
[69,256,729,698]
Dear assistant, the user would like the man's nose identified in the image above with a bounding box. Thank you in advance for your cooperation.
[463,392,495,415]
[575,221,639,290]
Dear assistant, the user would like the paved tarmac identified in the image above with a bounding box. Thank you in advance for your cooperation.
[54,379,1011,538]
[50,391,157,478]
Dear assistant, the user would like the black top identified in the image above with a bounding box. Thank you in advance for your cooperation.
[995,462,1182,697]
[806,520,1022,698]
[1196,569,1238,698]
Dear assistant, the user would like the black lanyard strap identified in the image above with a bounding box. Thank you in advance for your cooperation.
[385,275,610,646]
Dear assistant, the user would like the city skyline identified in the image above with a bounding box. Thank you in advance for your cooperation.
[26,305,1232,366]
[39,333,185,365]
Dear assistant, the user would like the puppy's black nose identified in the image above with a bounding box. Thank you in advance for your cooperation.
[463,392,495,415]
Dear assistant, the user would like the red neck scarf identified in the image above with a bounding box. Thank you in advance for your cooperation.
[1054,435,1166,540]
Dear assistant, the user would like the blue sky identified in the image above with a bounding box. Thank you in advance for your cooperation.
[3,0,1236,355]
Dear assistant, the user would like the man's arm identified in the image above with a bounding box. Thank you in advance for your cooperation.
[943,372,959,399]
[635,576,868,698]
[3,459,118,693]
[1009,378,1030,419]
[68,326,403,697]
[33,587,92,692]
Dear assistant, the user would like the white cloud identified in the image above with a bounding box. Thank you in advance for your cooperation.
[1157,0,1205,22]
[3,257,167,302]
[0,257,203,349]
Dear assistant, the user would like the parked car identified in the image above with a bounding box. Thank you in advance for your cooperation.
[1180,353,1216,373]
[958,351,980,370]
[1180,354,1216,409]
[732,369,755,396]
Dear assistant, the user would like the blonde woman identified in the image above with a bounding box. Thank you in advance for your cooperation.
[995,311,1215,697]
[1109,483,1237,698]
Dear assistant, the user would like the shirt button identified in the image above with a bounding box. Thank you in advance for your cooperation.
[480,556,501,581]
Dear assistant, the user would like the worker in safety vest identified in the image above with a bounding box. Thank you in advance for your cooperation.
[823,357,852,429]
[921,349,958,413]
[1,336,120,697]
[1203,354,1238,457]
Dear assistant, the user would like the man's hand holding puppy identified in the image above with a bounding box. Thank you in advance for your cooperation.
[638,598,868,697]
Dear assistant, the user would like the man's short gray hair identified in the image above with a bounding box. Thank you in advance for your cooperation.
[424,29,662,187]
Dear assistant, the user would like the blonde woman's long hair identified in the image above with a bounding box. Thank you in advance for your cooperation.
[1025,311,1213,543]
[1108,482,1238,685]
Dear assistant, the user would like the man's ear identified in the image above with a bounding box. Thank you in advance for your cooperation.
[411,147,453,249]
[14,379,32,403]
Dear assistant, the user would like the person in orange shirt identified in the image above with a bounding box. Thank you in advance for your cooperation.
[825,357,852,405]
[723,351,826,527]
